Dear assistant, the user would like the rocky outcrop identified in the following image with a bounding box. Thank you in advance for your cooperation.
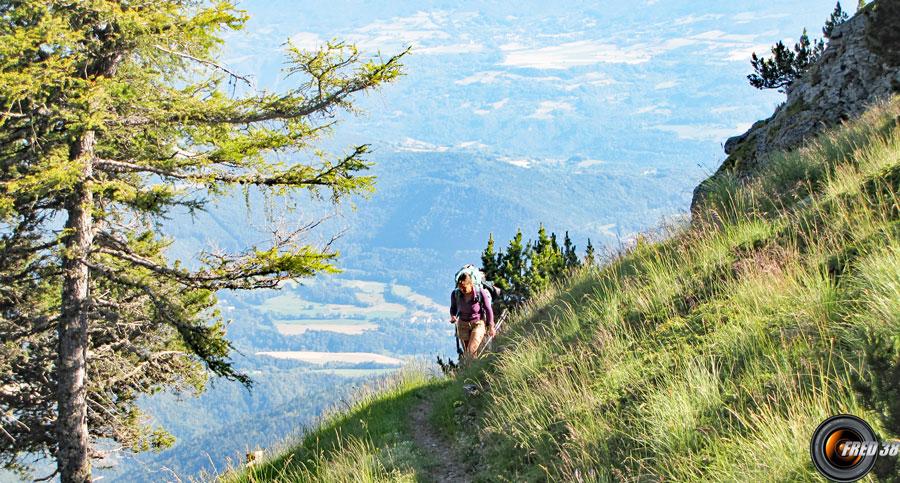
[691,0,900,213]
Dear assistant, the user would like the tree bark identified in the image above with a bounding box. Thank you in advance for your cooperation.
[56,130,95,483]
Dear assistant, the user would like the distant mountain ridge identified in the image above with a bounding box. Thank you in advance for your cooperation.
[337,150,698,297]
[165,149,699,300]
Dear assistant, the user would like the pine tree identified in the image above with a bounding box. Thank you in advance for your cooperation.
[484,228,587,308]
[481,233,501,283]
[824,2,850,38]
[501,229,529,305]
[584,238,596,266]
[794,29,826,72]
[526,225,565,295]
[521,242,534,299]
[0,2,406,481]
[563,231,580,269]
[748,29,824,93]
[549,231,564,277]
[526,225,550,294]
[534,224,552,254]
[748,40,794,92]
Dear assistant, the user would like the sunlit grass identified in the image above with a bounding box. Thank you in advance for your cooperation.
[458,97,900,481]
[222,365,444,482]
[222,97,900,482]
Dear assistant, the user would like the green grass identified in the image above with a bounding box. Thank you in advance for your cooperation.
[273,319,372,326]
[222,97,900,482]
[222,365,452,482]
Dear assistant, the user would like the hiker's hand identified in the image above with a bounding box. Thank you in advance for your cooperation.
[488,326,496,337]
[449,316,457,324]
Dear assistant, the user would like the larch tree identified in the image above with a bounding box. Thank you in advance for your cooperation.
[0,1,406,482]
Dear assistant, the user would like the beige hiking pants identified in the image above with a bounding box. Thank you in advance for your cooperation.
[456,319,485,359]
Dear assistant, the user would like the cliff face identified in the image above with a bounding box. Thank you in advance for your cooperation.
[691,0,900,213]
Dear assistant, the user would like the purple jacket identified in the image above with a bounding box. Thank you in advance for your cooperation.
[450,288,494,328]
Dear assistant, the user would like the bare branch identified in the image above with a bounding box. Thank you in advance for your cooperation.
[153,44,254,88]
[33,468,59,482]
[94,158,194,180]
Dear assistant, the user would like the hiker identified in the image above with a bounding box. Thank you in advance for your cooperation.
[450,271,495,360]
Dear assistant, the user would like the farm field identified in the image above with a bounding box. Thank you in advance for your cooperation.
[255,351,405,365]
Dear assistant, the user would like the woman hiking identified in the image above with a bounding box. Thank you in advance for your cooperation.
[450,271,495,360]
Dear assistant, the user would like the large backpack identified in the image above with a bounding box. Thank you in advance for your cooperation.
[453,264,502,305]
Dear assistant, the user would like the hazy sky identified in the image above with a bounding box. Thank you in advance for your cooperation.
[220,1,836,173]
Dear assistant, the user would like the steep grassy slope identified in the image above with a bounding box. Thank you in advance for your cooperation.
[225,97,900,482]
[223,368,448,481]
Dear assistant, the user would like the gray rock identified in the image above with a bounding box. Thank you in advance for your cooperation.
[723,133,748,155]
[692,1,900,216]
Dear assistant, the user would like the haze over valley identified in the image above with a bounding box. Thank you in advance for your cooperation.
[85,1,844,480]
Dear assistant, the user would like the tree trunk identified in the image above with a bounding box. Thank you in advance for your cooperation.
[57,130,95,483]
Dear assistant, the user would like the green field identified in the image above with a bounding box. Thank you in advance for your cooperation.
[259,291,406,320]
[308,368,401,377]
[274,323,379,335]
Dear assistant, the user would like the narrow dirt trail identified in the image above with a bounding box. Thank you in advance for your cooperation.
[409,395,472,483]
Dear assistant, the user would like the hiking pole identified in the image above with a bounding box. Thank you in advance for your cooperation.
[476,310,508,358]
